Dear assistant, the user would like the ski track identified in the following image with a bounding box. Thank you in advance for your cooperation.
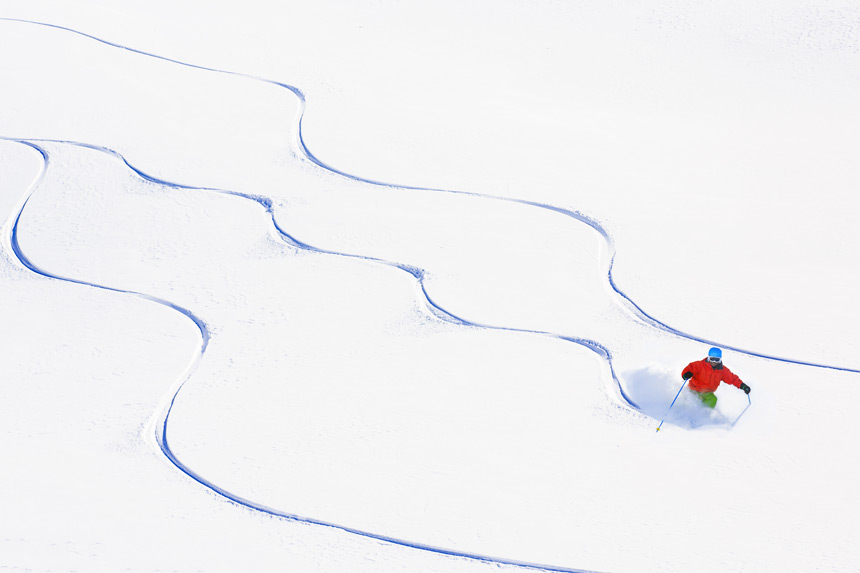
[3,140,603,573]
[1,15,858,573]
[2,137,607,573]
[1,17,856,377]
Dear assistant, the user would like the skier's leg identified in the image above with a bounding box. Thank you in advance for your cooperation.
[698,391,717,409]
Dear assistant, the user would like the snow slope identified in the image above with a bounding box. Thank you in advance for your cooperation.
[1,2,859,572]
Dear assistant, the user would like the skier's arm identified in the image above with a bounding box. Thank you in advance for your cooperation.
[721,366,743,389]
[681,362,697,381]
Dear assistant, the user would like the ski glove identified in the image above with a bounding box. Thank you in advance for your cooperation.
[740,382,751,394]
[682,372,693,381]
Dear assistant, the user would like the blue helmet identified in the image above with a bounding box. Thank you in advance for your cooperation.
[708,347,722,362]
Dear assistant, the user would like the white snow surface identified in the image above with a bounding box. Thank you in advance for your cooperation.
[1,2,859,572]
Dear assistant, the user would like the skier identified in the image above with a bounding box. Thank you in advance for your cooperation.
[682,347,750,409]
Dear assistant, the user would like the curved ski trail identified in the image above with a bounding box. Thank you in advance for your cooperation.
[2,14,858,573]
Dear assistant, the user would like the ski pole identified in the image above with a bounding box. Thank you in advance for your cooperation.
[730,394,752,427]
[656,380,688,433]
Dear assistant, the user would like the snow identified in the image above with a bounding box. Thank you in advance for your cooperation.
[1,2,859,571]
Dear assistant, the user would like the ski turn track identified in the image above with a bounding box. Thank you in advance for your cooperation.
[2,15,859,573]
[3,17,858,378]
[3,139,602,573]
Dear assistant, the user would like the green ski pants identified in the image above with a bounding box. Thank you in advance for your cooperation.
[695,391,717,409]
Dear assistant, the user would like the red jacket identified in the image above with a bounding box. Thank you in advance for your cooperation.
[682,359,743,393]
